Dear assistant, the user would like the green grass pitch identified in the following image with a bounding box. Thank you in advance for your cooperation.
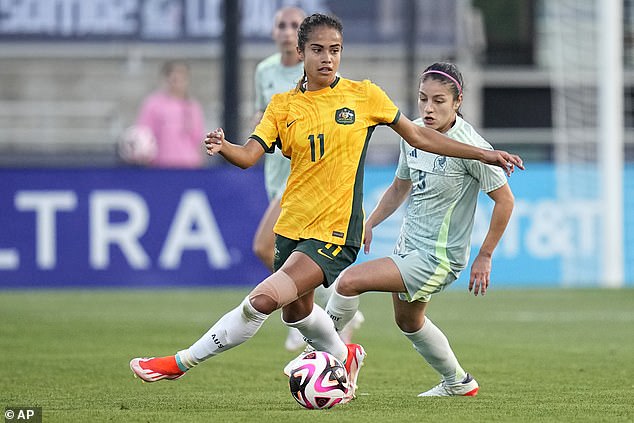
[1,287,633,422]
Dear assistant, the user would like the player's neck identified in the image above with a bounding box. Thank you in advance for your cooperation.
[305,77,336,92]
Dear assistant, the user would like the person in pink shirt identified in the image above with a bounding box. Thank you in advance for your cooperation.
[134,60,206,168]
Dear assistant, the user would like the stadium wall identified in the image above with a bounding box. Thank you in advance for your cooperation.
[0,165,632,289]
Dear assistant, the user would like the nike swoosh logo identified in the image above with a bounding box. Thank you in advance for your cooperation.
[317,249,334,260]
[286,119,297,128]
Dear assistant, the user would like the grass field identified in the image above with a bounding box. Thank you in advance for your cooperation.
[1,288,633,422]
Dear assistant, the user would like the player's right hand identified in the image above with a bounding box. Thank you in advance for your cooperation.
[204,128,225,156]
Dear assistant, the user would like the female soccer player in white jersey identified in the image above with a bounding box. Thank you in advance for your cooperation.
[325,62,516,397]
[130,14,522,403]
[251,6,364,353]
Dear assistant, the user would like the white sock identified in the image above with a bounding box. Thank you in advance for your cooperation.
[313,284,334,308]
[283,304,348,362]
[179,296,268,366]
[402,317,466,385]
[324,284,359,332]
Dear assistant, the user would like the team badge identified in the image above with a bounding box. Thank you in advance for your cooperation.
[335,107,355,125]
[433,155,447,173]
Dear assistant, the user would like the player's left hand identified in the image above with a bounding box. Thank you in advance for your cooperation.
[482,150,524,177]
[469,253,492,296]
[362,225,374,254]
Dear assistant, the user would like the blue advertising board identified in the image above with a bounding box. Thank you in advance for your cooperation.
[0,167,271,288]
[0,165,632,289]
[361,164,634,288]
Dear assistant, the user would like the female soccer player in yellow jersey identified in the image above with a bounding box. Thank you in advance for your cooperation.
[130,14,523,403]
[250,6,364,353]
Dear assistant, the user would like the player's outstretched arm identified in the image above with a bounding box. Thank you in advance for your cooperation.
[390,116,524,176]
[204,128,265,169]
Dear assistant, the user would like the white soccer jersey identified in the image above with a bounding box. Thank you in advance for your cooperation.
[254,53,304,200]
[394,116,507,270]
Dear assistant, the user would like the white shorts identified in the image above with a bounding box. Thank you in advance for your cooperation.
[389,250,461,303]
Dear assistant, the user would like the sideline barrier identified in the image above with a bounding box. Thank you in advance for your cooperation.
[0,165,632,288]
[362,164,634,288]
[0,168,270,288]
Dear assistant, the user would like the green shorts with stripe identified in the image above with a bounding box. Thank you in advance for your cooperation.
[389,250,462,303]
[273,235,359,287]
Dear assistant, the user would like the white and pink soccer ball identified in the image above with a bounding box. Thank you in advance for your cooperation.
[118,125,158,165]
[288,350,349,410]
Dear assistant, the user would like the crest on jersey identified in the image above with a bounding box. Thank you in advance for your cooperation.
[335,107,355,125]
[433,155,448,173]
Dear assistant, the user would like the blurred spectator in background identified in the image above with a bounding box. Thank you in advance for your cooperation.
[120,60,206,168]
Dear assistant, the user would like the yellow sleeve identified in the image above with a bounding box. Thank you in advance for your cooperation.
[251,94,281,153]
[365,81,401,126]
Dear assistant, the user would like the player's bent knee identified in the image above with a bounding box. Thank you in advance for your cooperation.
[249,270,299,313]
[249,294,278,315]
[334,270,358,297]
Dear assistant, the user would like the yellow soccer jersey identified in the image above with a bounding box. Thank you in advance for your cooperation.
[251,76,401,247]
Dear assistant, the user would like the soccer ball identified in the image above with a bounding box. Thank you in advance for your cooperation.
[118,125,158,165]
[288,350,349,410]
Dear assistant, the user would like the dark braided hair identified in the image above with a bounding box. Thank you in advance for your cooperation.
[295,13,344,91]
[420,62,464,116]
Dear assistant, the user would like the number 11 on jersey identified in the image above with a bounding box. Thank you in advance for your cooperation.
[308,133,325,161]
